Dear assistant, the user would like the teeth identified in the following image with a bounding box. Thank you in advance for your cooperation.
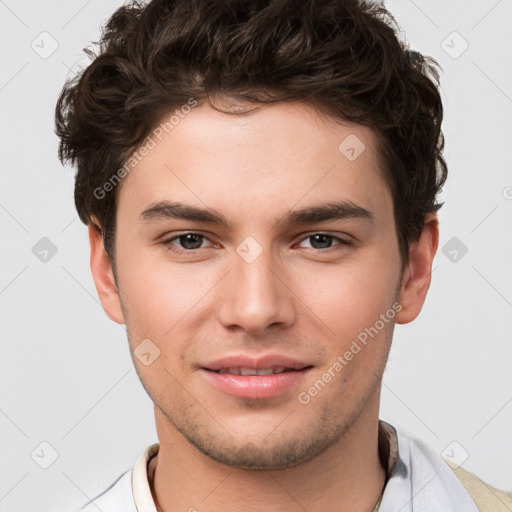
[216,366,290,375]
[255,368,274,375]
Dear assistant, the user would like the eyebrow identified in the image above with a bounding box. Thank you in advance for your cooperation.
[139,200,374,229]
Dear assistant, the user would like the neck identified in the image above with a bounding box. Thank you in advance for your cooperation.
[148,398,386,512]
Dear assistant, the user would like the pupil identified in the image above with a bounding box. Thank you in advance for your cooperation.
[311,234,332,249]
[181,234,202,250]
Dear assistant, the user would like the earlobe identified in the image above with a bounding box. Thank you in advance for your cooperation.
[88,220,126,325]
[395,213,439,325]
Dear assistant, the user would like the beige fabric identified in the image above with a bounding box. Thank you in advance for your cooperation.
[447,462,512,511]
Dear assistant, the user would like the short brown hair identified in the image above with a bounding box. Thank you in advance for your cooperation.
[55,0,447,270]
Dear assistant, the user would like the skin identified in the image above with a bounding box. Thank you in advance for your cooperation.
[89,100,438,512]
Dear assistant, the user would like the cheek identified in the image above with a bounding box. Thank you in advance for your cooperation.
[117,258,203,390]
[116,249,219,342]
[291,253,400,341]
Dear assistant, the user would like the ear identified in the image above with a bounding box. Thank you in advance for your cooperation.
[395,213,439,324]
[88,219,125,324]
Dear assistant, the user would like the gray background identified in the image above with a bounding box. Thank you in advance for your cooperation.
[1,0,511,510]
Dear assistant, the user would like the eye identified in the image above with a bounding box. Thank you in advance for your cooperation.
[161,232,215,253]
[160,231,353,255]
[297,233,352,251]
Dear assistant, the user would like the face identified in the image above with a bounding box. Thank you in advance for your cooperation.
[90,100,434,470]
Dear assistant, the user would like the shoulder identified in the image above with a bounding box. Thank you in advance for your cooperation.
[395,425,512,511]
[77,469,136,512]
[447,463,512,512]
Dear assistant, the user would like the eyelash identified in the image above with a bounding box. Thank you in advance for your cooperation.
[160,232,353,255]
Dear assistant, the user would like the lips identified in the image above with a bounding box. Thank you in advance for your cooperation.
[200,354,313,399]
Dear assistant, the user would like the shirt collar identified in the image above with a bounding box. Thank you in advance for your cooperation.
[132,443,159,512]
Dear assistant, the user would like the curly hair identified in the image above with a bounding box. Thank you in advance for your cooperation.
[55,0,447,270]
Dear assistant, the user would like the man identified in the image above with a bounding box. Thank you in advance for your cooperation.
[55,0,511,510]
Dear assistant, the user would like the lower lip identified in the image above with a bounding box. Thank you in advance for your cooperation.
[200,368,311,399]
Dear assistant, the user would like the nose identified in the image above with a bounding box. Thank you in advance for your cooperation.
[217,243,296,335]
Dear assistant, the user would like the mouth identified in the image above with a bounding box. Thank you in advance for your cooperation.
[207,366,308,376]
[200,355,313,399]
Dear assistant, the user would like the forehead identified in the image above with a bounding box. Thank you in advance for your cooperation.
[116,101,392,229]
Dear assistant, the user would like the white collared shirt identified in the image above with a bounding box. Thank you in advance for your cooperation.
[78,420,480,512]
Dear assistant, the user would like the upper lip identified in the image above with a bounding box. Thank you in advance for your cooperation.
[201,354,312,371]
